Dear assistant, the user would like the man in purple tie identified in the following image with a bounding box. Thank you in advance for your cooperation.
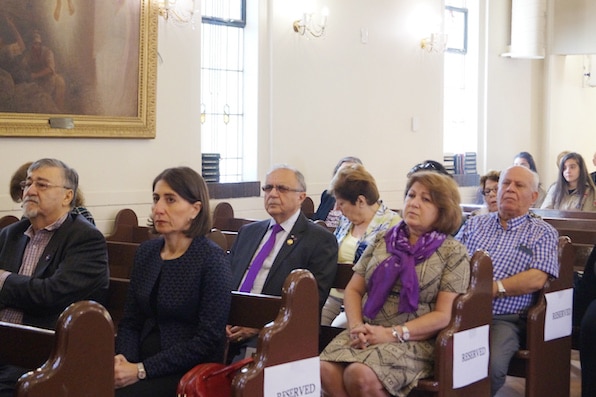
[226,164,338,360]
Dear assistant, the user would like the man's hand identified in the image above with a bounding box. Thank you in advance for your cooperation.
[226,325,259,343]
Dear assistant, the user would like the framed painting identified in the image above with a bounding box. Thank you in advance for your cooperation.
[0,0,157,138]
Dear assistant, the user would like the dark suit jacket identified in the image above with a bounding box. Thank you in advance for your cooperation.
[313,190,336,221]
[229,213,337,310]
[0,213,109,329]
[116,237,231,378]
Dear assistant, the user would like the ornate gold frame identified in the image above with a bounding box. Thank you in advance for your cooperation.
[0,0,157,138]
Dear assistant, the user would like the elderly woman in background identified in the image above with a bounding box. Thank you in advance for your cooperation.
[114,167,231,397]
[470,170,500,216]
[313,156,363,228]
[541,152,596,211]
[513,151,546,207]
[321,163,401,326]
[320,171,470,397]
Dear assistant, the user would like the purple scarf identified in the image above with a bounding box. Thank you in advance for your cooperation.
[362,221,446,319]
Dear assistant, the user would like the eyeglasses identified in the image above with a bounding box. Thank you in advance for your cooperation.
[20,180,72,191]
[483,187,498,196]
[261,184,304,194]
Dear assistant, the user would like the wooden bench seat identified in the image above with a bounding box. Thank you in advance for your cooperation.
[0,301,115,397]
[106,276,131,332]
[506,236,574,397]
[106,208,152,243]
[0,321,54,369]
[212,202,257,233]
[0,215,19,230]
[107,240,139,279]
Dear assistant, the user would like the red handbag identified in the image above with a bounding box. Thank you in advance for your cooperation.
[176,357,253,397]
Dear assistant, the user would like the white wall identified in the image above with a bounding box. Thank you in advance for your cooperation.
[267,0,446,212]
[2,0,596,234]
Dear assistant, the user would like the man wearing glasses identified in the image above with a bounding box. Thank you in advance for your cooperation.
[226,164,338,361]
[456,165,559,396]
[0,158,108,396]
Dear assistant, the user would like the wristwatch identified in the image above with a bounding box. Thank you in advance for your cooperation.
[391,326,404,343]
[401,325,411,341]
[137,363,146,380]
[496,280,507,299]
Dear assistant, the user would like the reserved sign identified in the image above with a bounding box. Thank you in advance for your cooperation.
[453,325,490,388]
[544,288,573,342]
[264,357,320,397]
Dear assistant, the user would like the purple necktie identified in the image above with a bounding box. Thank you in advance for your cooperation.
[239,224,283,292]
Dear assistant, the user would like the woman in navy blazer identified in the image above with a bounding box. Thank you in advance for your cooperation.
[114,167,232,397]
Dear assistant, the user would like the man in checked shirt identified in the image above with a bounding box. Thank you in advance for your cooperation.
[456,165,559,397]
[0,158,108,397]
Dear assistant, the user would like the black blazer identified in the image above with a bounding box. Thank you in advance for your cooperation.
[0,214,109,329]
[229,213,337,310]
[313,190,336,221]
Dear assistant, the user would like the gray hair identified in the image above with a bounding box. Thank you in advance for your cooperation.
[267,164,307,192]
[501,165,539,193]
[28,158,78,208]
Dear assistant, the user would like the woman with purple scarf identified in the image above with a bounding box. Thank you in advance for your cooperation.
[320,171,470,397]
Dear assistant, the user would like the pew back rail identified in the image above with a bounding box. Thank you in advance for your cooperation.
[1,301,116,397]
[506,236,574,397]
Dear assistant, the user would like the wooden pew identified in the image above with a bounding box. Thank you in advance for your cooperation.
[231,269,319,396]
[506,236,574,397]
[107,240,139,279]
[106,208,152,243]
[0,322,54,369]
[410,249,493,396]
[106,277,131,332]
[301,196,315,219]
[319,253,494,397]
[177,269,318,396]
[0,301,115,397]
[212,202,257,232]
[207,228,231,252]
[530,208,596,220]
[0,215,19,230]
[460,204,483,218]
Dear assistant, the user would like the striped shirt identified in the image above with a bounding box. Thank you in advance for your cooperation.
[455,211,559,315]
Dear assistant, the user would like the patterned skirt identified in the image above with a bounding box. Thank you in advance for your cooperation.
[320,329,435,397]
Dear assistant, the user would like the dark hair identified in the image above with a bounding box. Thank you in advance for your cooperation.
[28,159,79,209]
[407,160,451,178]
[148,167,211,237]
[553,152,596,209]
[332,156,363,176]
[9,161,33,203]
[404,171,462,235]
[480,170,500,190]
[513,152,538,173]
[329,163,380,205]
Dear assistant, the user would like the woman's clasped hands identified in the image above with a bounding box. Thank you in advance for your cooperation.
[348,323,394,349]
